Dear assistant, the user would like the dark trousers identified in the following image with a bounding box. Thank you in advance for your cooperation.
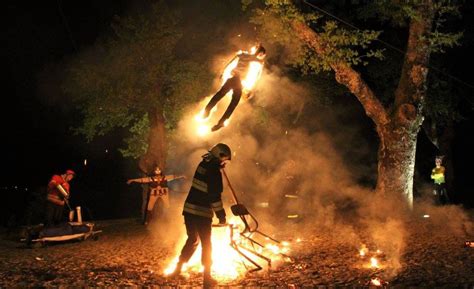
[205,76,242,124]
[178,214,213,268]
[434,183,450,205]
[45,202,64,227]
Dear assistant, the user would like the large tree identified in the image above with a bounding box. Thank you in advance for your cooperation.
[62,1,240,173]
[247,0,462,207]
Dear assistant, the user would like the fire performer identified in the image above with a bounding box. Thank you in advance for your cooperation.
[431,155,450,205]
[170,143,231,287]
[45,169,75,227]
[202,44,266,131]
[127,165,185,224]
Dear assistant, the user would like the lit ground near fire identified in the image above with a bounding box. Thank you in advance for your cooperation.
[1,213,473,288]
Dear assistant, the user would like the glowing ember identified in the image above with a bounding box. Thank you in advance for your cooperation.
[423,214,430,218]
[370,257,379,268]
[359,244,369,257]
[164,217,291,281]
[370,277,382,286]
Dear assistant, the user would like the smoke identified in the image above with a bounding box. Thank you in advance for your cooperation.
[150,52,473,277]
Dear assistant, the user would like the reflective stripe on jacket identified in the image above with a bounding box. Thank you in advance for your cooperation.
[182,157,226,220]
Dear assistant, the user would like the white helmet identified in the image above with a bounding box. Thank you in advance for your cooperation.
[209,143,232,160]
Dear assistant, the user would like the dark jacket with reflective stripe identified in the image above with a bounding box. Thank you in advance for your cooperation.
[183,156,226,220]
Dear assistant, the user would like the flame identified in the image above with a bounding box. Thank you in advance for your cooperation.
[192,45,263,137]
[192,100,219,137]
[164,217,291,281]
[222,58,239,84]
[196,124,211,136]
[241,61,263,91]
[222,45,263,91]
[359,244,369,257]
[370,257,379,268]
[370,277,382,286]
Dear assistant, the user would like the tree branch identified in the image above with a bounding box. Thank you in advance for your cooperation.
[394,3,434,108]
[291,20,389,127]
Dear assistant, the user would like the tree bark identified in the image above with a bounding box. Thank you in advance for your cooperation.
[376,122,419,209]
[138,107,167,174]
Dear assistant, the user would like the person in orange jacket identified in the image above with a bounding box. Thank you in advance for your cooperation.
[45,169,75,227]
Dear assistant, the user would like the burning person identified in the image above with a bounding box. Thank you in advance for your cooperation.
[202,44,266,131]
[127,165,185,224]
[169,143,231,287]
[431,155,450,205]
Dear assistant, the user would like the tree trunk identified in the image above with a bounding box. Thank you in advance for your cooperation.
[138,107,167,174]
[376,112,421,209]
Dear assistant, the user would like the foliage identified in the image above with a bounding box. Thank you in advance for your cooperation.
[246,0,383,74]
[425,74,464,126]
[63,1,213,158]
[247,0,464,125]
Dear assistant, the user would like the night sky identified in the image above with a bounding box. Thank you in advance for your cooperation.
[3,1,474,225]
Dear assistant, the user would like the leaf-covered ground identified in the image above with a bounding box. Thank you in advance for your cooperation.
[1,210,473,288]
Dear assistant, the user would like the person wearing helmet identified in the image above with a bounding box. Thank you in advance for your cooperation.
[127,165,185,224]
[45,169,75,227]
[202,44,266,132]
[170,143,231,287]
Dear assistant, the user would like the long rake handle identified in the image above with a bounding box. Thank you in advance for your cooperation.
[221,168,240,204]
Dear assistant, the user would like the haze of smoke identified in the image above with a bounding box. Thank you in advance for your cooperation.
[154,56,473,276]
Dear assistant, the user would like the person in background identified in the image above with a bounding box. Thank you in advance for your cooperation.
[431,155,450,205]
[45,169,75,227]
[127,165,185,224]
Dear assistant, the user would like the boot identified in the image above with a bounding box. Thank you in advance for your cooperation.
[203,270,218,288]
[211,122,225,132]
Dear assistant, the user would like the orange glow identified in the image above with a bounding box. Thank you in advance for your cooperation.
[164,217,291,281]
[221,46,263,92]
[191,45,264,136]
[241,61,263,91]
[370,257,379,268]
[359,244,368,257]
[370,277,382,286]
